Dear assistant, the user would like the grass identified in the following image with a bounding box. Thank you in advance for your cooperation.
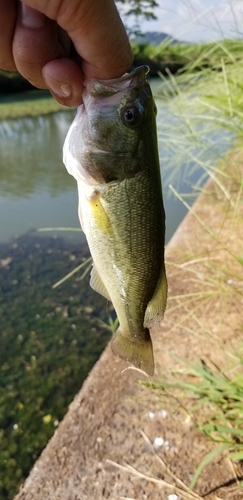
[0,89,70,119]
[132,39,243,79]
[154,47,243,192]
[107,449,206,500]
[146,354,243,488]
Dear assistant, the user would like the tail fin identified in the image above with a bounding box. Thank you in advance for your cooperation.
[111,329,154,376]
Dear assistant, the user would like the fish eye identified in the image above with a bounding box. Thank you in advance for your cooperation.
[121,105,142,127]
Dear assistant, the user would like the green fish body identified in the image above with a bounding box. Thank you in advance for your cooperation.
[63,66,167,376]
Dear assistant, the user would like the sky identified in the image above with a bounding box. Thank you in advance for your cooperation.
[120,0,243,42]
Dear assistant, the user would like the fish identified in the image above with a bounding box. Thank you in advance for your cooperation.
[63,65,167,376]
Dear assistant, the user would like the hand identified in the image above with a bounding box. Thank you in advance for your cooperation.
[0,0,133,106]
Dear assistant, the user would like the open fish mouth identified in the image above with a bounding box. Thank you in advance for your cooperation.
[86,65,151,97]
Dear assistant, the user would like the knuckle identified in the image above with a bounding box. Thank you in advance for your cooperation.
[14,41,39,66]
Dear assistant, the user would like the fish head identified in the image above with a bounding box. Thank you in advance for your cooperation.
[63,66,157,184]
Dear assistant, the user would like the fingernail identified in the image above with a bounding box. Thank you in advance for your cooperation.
[44,76,71,98]
[21,3,46,28]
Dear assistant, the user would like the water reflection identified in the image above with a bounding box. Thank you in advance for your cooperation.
[0,111,84,243]
[0,112,76,197]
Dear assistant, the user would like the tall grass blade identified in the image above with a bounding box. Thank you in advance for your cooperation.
[52,257,92,289]
[189,443,232,490]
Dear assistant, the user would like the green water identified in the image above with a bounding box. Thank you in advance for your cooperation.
[0,233,112,499]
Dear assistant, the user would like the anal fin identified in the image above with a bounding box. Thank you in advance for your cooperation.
[90,265,111,301]
[144,263,167,329]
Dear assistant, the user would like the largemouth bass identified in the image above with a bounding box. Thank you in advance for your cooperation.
[63,66,167,376]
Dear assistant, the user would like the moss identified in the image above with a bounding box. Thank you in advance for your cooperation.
[0,232,113,499]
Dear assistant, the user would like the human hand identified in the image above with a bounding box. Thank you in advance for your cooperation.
[0,0,133,106]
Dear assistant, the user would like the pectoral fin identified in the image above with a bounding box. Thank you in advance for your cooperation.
[90,265,111,301]
[144,263,167,329]
[78,204,85,232]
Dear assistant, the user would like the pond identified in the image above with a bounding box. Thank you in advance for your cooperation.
[0,87,232,499]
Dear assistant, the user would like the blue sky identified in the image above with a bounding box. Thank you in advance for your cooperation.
[120,0,243,42]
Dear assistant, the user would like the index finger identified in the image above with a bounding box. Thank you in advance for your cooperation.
[0,0,17,71]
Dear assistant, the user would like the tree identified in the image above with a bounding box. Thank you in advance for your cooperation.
[116,0,159,35]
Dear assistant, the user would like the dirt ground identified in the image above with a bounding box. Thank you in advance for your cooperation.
[15,149,243,500]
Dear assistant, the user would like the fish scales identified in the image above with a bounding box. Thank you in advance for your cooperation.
[63,66,167,376]
[82,174,162,328]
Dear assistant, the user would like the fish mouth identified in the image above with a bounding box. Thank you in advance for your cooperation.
[99,65,150,85]
[85,65,150,98]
